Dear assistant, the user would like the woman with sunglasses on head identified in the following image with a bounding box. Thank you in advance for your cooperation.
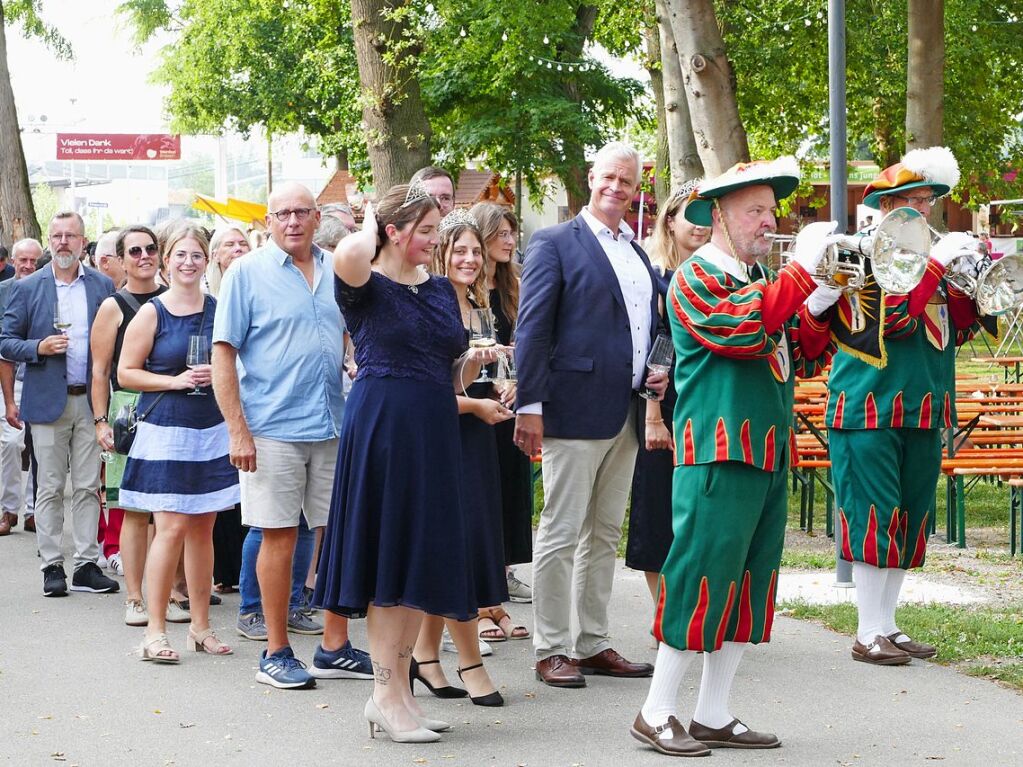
[204,226,251,297]
[627,183,709,603]
[119,225,239,664]
[90,225,168,627]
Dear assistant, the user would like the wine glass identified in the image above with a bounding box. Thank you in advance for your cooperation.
[186,335,210,396]
[469,308,497,383]
[53,301,72,346]
[639,334,674,400]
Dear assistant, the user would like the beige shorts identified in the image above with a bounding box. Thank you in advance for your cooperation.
[239,436,339,529]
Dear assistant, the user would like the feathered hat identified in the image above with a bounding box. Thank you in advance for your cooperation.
[684,156,800,226]
[862,146,960,209]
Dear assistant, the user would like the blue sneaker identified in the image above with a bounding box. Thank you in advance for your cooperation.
[309,640,374,680]
[256,647,316,689]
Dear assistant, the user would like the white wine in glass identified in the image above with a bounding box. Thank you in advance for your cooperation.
[186,335,210,396]
[469,308,497,382]
[640,334,674,400]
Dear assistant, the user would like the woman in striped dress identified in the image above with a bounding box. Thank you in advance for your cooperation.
[119,224,240,664]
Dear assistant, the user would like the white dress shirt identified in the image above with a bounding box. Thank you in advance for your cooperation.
[520,207,653,415]
[53,262,89,386]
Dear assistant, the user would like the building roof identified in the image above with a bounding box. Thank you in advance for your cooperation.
[317,169,357,205]
[455,169,515,207]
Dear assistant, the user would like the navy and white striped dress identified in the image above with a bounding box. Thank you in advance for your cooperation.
[120,296,239,514]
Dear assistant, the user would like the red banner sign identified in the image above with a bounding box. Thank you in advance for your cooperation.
[56,133,181,161]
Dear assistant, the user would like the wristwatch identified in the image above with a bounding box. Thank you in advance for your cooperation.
[94,416,108,425]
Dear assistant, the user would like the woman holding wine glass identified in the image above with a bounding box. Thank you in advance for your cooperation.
[627,183,709,602]
[118,224,239,664]
[470,203,535,611]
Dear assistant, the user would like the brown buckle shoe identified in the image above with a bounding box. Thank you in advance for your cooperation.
[851,634,911,666]
[689,718,781,749]
[535,654,586,688]
[887,632,937,659]
[630,712,711,757]
[23,516,35,533]
[0,512,16,536]
[571,648,654,678]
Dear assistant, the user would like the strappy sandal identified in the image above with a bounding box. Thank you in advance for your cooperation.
[489,606,530,640]
[140,633,180,664]
[188,627,233,655]
[477,608,507,642]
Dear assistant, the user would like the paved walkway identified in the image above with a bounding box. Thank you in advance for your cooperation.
[2,524,1021,767]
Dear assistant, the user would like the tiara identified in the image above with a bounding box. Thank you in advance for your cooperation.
[400,179,432,209]
[438,208,477,233]
[669,178,702,204]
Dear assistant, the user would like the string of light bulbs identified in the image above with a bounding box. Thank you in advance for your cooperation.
[454,27,594,73]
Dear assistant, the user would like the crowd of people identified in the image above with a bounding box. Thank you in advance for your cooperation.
[0,140,982,753]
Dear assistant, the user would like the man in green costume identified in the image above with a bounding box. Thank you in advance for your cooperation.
[827,147,982,666]
[631,158,840,757]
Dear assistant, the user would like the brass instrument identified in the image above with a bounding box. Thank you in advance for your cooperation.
[930,227,1023,316]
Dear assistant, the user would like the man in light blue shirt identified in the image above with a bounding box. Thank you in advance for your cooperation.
[213,181,368,690]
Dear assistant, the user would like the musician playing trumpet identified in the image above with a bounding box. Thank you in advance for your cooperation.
[825,147,983,666]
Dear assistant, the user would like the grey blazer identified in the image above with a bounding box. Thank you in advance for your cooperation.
[0,265,115,424]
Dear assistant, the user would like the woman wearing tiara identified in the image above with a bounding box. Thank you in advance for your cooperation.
[314,183,495,744]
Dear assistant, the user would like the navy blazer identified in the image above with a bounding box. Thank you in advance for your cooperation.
[515,213,660,440]
[0,265,114,424]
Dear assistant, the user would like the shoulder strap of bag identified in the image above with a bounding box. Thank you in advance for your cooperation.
[115,288,142,314]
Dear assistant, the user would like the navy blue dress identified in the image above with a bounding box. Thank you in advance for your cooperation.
[315,272,477,620]
[120,296,240,514]
[626,268,676,572]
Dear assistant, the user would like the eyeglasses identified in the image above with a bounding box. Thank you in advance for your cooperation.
[49,233,83,242]
[892,193,938,207]
[268,207,315,222]
[126,243,159,258]
[170,251,207,262]
[434,194,454,204]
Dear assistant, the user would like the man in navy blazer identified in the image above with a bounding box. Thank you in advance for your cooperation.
[515,142,667,688]
[0,211,117,597]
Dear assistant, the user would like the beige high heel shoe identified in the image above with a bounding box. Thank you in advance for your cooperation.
[188,627,233,655]
[364,697,440,743]
[140,633,180,664]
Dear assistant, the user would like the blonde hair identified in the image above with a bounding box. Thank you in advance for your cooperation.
[162,224,210,285]
[470,203,520,324]
[430,222,489,309]
[647,189,693,275]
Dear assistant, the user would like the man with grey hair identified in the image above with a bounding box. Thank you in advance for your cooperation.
[320,202,357,233]
[0,213,117,596]
[0,238,42,536]
[93,230,125,289]
[312,215,350,251]
[515,142,667,688]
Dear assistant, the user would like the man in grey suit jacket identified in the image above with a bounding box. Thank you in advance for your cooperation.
[0,211,117,597]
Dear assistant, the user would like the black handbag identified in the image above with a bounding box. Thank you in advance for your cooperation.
[111,296,211,455]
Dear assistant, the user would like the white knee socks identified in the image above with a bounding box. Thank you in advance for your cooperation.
[692,641,747,732]
[641,643,696,727]
[853,562,887,644]
[880,567,907,638]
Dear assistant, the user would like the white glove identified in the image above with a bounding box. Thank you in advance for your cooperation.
[791,221,841,274]
[805,284,843,317]
[950,253,979,276]
[931,231,980,268]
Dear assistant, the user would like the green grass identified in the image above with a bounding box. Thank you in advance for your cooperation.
[779,601,1023,690]
[779,549,833,570]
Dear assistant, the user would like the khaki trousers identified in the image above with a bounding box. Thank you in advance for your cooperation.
[0,379,25,514]
[532,408,638,660]
[30,393,102,570]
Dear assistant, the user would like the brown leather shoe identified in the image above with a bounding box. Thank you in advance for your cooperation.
[23,516,35,533]
[630,712,711,757]
[887,632,937,659]
[535,654,586,688]
[571,648,654,678]
[0,512,15,536]
[689,718,781,749]
[851,634,911,666]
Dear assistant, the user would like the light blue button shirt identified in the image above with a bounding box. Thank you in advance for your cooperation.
[54,262,89,386]
[212,239,344,441]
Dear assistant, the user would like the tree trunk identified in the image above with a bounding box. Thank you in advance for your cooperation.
[655,0,703,184]
[350,0,432,193]
[906,0,945,223]
[644,22,669,203]
[663,0,748,177]
[558,4,598,215]
[0,1,40,248]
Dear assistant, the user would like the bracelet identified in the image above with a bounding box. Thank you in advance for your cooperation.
[94,416,108,425]
[645,418,664,425]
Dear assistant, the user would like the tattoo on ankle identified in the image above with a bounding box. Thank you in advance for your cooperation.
[373,661,392,684]
[397,644,414,660]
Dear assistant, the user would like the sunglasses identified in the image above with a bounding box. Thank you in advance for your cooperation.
[126,243,160,258]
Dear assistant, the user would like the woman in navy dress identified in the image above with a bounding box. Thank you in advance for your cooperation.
[627,185,709,601]
[315,184,494,744]
[119,225,239,664]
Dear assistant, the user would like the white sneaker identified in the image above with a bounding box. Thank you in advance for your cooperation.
[506,570,533,603]
[108,552,124,576]
[124,598,148,627]
[166,598,191,623]
[440,628,492,656]
[97,554,109,570]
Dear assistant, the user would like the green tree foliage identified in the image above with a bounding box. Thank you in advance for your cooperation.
[717,0,1023,205]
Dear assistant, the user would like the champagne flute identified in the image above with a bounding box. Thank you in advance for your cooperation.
[469,308,497,383]
[186,335,210,396]
[639,334,674,400]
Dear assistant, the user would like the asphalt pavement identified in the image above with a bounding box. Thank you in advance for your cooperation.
[2,520,1021,767]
